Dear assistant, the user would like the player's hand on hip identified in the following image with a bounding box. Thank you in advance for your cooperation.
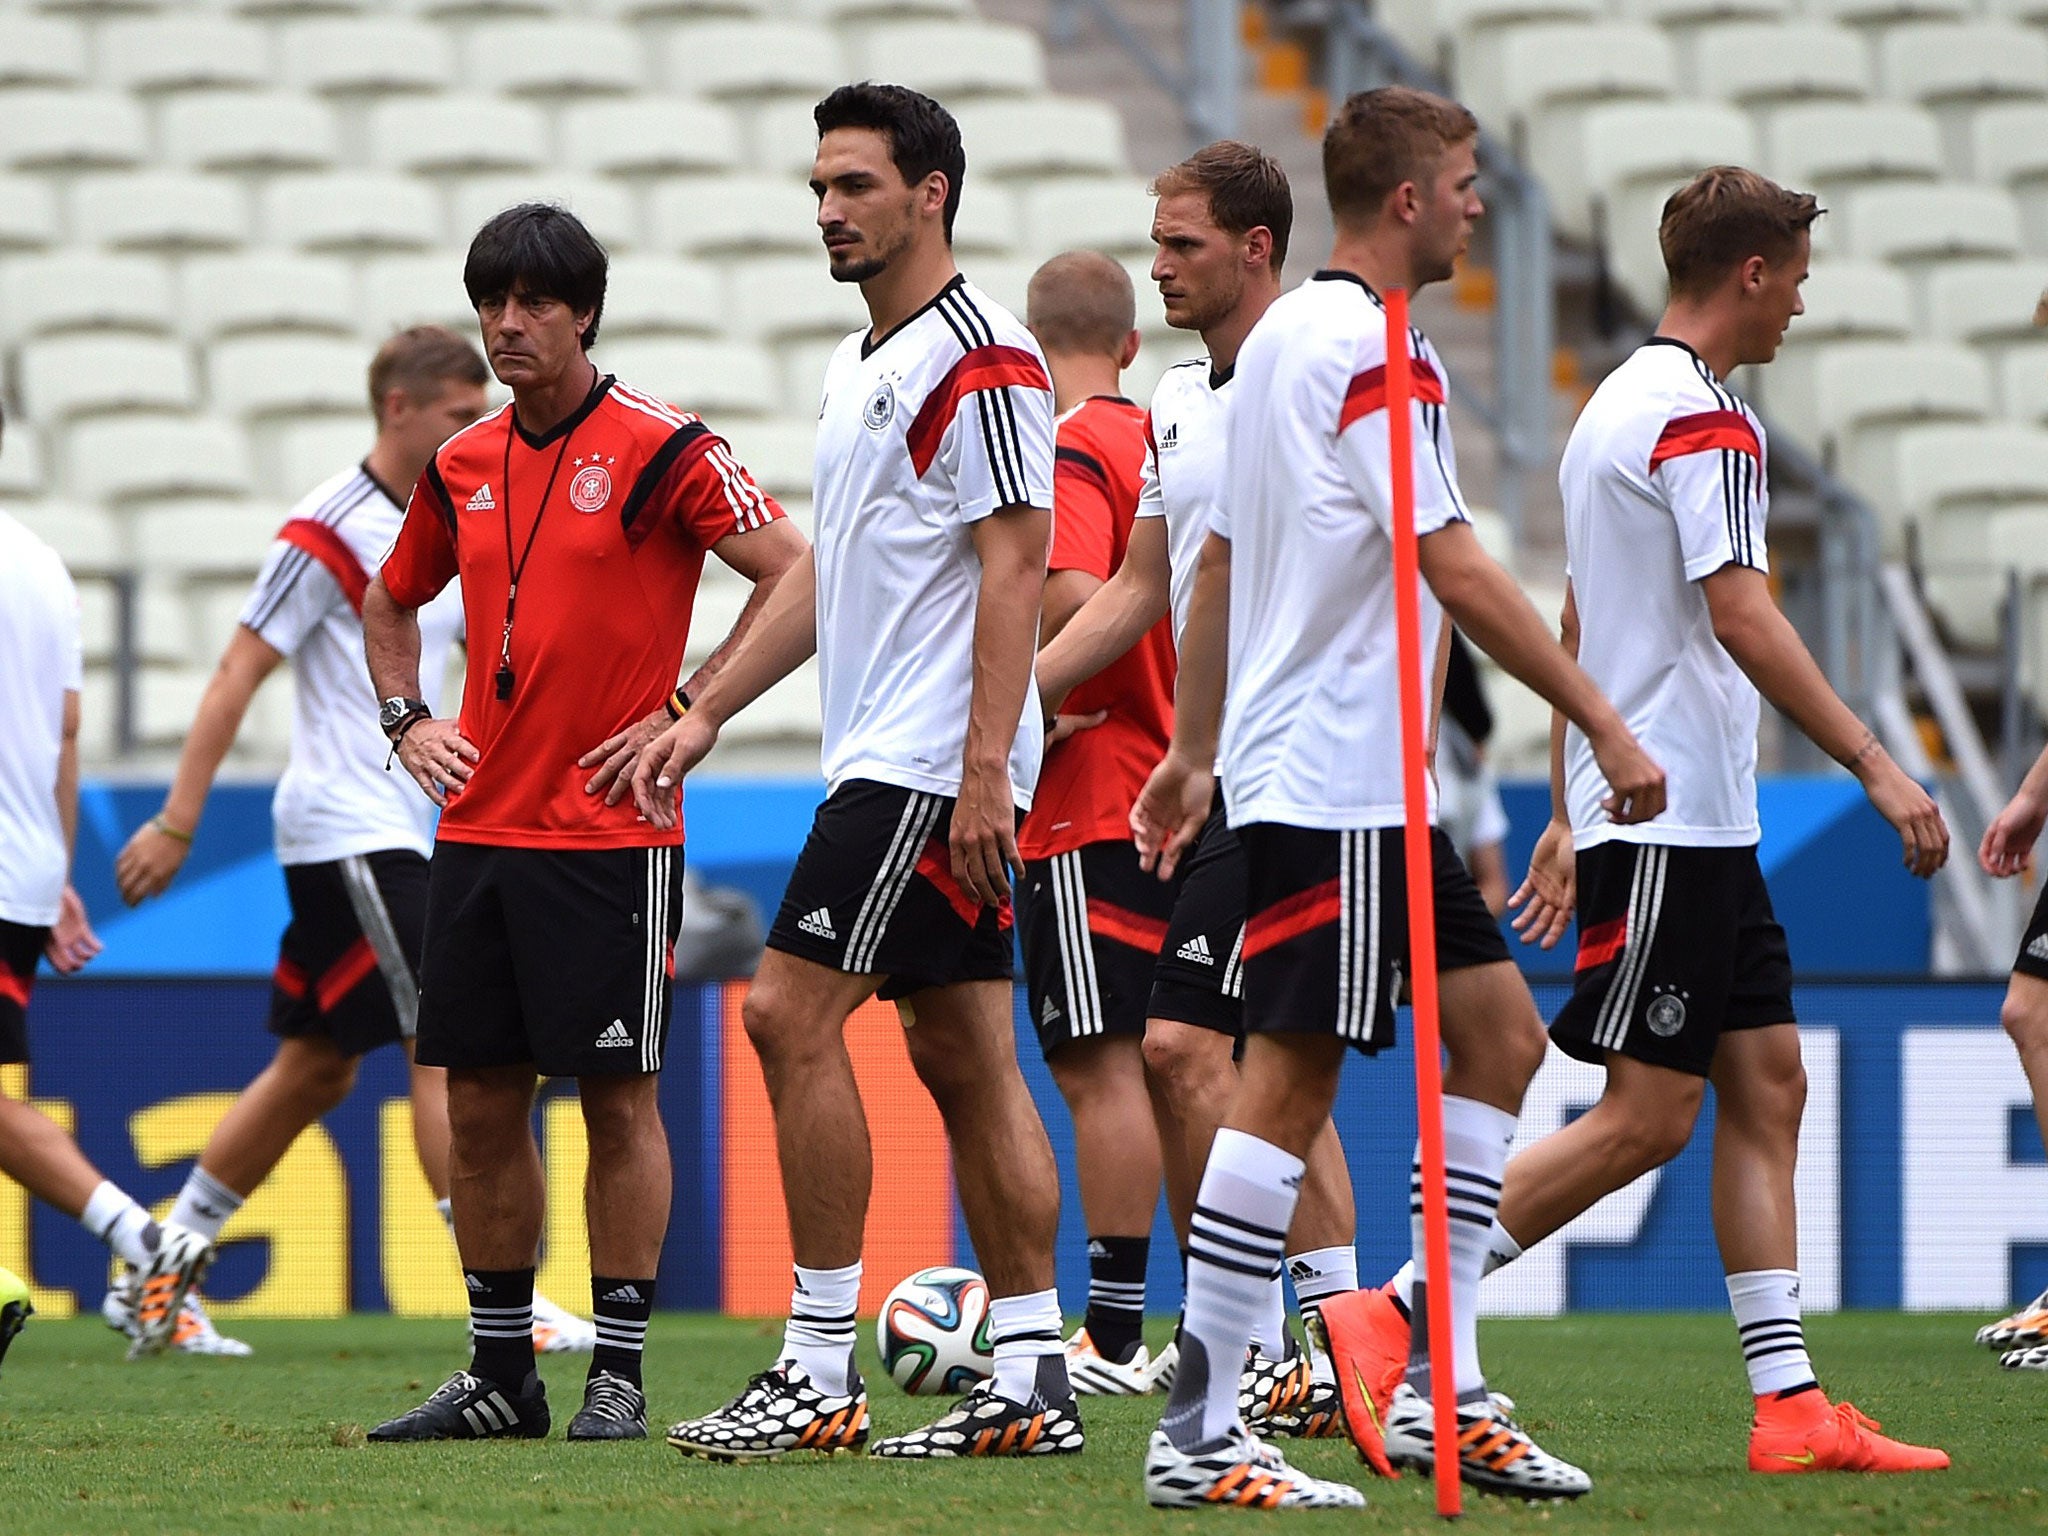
[1508,818,1576,950]
[581,707,672,805]
[1131,749,1213,881]
[1980,792,2046,879]
[43,886,101,975]
[1590,730,1667,824]
[397,718,478,807]
[1867,763,1949,878]
[950,762,1020,907]
[1045,709,1107,751]
[113,820,190,905]
[630,714,718,830]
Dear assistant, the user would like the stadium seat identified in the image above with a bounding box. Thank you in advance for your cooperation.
[0,16,89,89]
[845,22,1047,98]
[269,418,379,503]
[1802,0,1969,25]
[1792,262,1916,342]
[390,0,560,19]
[212,0,382,14]
[1,254,175,342]
[1998,347,2048,424]
[75,578,121,666]
[1839,184,2023,266]
[1378,0,1600,72]
[280,19,456,97]
[718,658,822,743]
[132,581,204,668]
[72,172,249,254]
[97,16,271,94]
[1614,0,1788,28]
[591,338,780,419]
[1560,101,1754,266]
[1919,260,2048,349]
[264,174,440,254]
[161,91,340,173]
[1966,105,2048,254]
[777,336,844,415]
[465,19,644,98]
[1459,22,1675,143]
[726,417,817,499]
[130,501,282,576]
[654,21,845,99]
[449,175,641,253]
[953,98,1129,180]
[795,0,969,21]
[1876,23,2048,111]
[370,97,549,176]
[729,255,868,340]
[1687,22,1870,107]
[968,255,1038,316]
[0,174,60,250]
[951,182,1021,255]
[1020,178,1156,257]
[559,99,744,178]
[1984,0,2048,21]
[599,254,725,338]
[7,503,124,574]
[179,254,358,341]
[0,91,148,170]
[66,416,254,504]
[587,0,769,18]
[361,253,479,337]
[1900,426,2048,642]
[18,335,197,420]
[1763,103,1943,204]
[0,429,47,498]
[207,335,371,421]
[649,175,823,255]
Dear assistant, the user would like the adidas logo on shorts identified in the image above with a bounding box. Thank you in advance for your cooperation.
[1175,935,1215,965]
[2028,934,2048,963]
[466,482,496,511]
[798,907,837,940]
[595,1019,634,1049]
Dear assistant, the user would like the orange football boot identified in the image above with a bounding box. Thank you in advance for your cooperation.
[1314,1284,1409,1478]
[1749,1391,1950,1474]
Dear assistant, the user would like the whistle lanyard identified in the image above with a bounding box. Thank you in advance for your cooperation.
[495,420,578,701]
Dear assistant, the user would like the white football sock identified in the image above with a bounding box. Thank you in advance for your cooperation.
[169,1165,244,1245]
[1252,1273,1288,1360]
[988,1288,1066,1404]
[780,1261,861,1396]
[1286,1244,1357,1384]
[81,1181,158,1268]
[1408,1097,1514,1399]
[1727,1269,1817,1396]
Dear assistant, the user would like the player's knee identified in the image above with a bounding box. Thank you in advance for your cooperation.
[740,984,812,1066]
[293,1050,359,1113]
[1616,1108,1694,1173]
[905,1025,981,1112]
[579,1082,657,1156]
[2002,991,2048,1053]
[1142,1023,1221,1099]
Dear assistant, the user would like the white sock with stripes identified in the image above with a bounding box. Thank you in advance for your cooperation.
[988,1288,1067,1405]
[1407,1097,1515,1400]
[1389,1217,1521,1315]
[169,1165,244,1245]
[1286,1244,1357,1384]
[1727,1269,1817,1396]
[781,1262,861,1396]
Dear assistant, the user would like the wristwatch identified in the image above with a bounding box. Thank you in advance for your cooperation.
[378,696,431,743]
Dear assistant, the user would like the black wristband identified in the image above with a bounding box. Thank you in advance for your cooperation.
[392,711,429,747]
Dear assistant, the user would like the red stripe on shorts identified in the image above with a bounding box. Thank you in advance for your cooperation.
[1576,915,1627,971]
[0,962,31,1010]
[1243,878,1342,960]
[915,837,1016,932]
[1086,898,1169,954]
[315,937,379,1013]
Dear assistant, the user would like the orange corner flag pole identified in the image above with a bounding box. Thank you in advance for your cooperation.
[1384,286,1462,1521]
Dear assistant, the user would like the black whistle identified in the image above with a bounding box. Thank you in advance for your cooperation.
[495,667,514,700]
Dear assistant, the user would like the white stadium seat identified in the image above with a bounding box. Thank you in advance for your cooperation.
[950,182,1020,255]
[1021,177,1156,257]
[135,667,213,748]
[281,19,456,97]
[776,336,843,415]
[129,501,283,576]
[649,175,822,255]
[0,91,148,171]
[66,417,254,504]
[726,417,816,499]
[747,100,828,178]
[591,338,780,418]
[449,175,641,252]
[1839,184,2023,265]
[370,96,549,176]
[390,0,559,19]
[600,255,726,338]
[655,21,844,99]
[18,334,197,420]
[1784,262,1915,343]
[179,254,358,340]
[1901,426,2048,642]
[465,20,644,98]
[0,175,60,250]
[559,99,744,178]
[1,254,174,342]
[1984,0,2048,21]
[1562,101,1755,270]
[1877,23,2048,110]
[1966,105,2048,255]
[1764,103,1944,200]
[72,172,249,253]
[1687,22,1869,107]
[361,253,478,337]
[1999,347,2048,425]
[954,98,1128,180]
[729,255,867,341]
[1919,260,2048,348]
[269,418,379,503]
[587,0,767,18]
[1382,0,1600,69]
[792,0,969,21]
[846,22,1047,98]
[265,174,440,254]
[1460,22,1674,137]
[1614,0,1787,27]
[9,504,125,575]
[1802,0,1968,25]
[0,429,47,498]
[97,16,271,94]
[0,16,89,89]
[212,0,382,14]
[968,256,1038,317]
[161,91,340,173]
[207,335,370,420]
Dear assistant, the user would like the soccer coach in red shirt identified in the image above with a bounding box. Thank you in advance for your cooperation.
[362,205,804,1443]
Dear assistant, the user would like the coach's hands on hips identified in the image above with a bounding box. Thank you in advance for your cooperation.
[1509,819,1576,950]
[1861,757,1949,879]
[1131,748,1213,881]
[581,708,673,806]
[397,717,477,807]
[629,713,719,830]
[43,886,101,975]
[114,819,191,905]
[952,758,1020,907]
[1587,726,1668,825]
[1982,786,2047,879]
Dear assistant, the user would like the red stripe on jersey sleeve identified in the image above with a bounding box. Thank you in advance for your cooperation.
[1649,410,1760,472]
[1338,356,1446,432]
[277,517,371,615]
[905,344,1053,477]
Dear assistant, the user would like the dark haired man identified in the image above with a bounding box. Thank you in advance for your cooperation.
[1348,164,1950,1477]
[636,84,1080,1462]
[362,204,804,1442]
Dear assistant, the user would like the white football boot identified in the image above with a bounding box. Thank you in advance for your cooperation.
[1064,1326,1155,1396]
[1382,1381,1591,1500]
[1145,1422,1368,1509]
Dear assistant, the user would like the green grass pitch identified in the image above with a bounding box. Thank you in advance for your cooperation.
[2,1312,2042,1534]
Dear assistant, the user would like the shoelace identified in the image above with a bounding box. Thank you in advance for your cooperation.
[583,1375,642,1422]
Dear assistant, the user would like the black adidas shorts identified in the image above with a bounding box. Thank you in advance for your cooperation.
[1237,822,1510,1055]
[1148,793,1246,1038]
[0,919,46,1064]
[1550,841,1795,1078]
[417,842,683,1077]
[2014,880,2048,982]
[1017,838,1178,1059]
[767,779,1014,1000]
[270,851,427,1059]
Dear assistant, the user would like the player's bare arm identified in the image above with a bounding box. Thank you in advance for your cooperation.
[115,626,283,905]
[1510,581,1579,950]
[1035,516,1171,708]
[955,502,1050,906]
[1131,531,1226,879]
[583,517,809,804]
[363,575,478,807]
[46,688,100,975]
[1983,742,2048,878]
[1703,561,1948,877]
[1418,519,1667,825]
[629,546,822,829]
[1035,569,1110,746]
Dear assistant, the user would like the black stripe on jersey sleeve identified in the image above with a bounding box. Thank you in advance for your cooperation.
[423,458,458,540]
[619,421,713,539]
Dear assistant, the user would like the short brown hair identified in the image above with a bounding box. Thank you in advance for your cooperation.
[368,325,488,422]
[1323,86,1478,228]
[1027,251,1135,359]
[1151,140,1293,272]
[1659,167,1822,298]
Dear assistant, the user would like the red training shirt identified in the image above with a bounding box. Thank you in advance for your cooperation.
[380,374,782,850]
[1017,395,1177,862]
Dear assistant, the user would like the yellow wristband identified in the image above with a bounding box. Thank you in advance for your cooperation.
[151,815,194,846]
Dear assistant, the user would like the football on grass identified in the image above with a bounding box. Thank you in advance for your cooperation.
[877,1265,993,1396]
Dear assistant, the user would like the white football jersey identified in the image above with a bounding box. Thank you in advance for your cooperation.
[238,464,465,866]
[1560,338,1769,849]
[811,275,1055,808]
[1218,272,1470,831]
[1136,357,1232,645]
[0,511,83,927]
